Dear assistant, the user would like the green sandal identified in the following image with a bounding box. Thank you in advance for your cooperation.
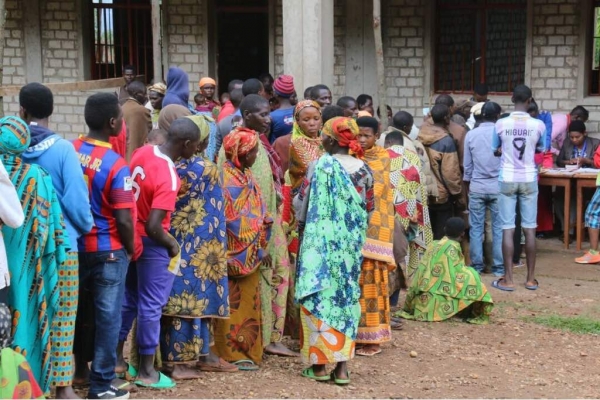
[116,363,138,380]
[331,370,350,385]
[301,367,330,381]
[134,372,176,389]
[232,359,259,371]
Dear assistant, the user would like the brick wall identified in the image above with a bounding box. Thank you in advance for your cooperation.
[3,0,25,117]
[165,0,208,99]
[382,0,427,122]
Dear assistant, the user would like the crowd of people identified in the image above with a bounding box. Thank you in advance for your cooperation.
[0,63,597,400]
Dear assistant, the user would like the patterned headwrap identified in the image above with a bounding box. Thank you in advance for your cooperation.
[223,127,259,169]
[199,77,217,88]
[322,116,363,157]
[0,303,12,349]
[148,82,167,96]
[294,100,321,121]
[185,115,211,142]
[0,116,31,155]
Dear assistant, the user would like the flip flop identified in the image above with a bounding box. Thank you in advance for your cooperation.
[196,358,239,373]
[134,372,176,389]
[391,320,404,331]
[525,279,539,290]
[355,347,382,357]
[301,367,330,381]
[116,363,138,380]
[492,278,516,292]
[331,370,350,385]
[232,359,259,371]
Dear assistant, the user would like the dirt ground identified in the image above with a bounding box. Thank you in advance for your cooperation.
[107,238,600,399]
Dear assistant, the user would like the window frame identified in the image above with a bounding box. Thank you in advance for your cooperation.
[577,0,600,105]
[433,0,528,95]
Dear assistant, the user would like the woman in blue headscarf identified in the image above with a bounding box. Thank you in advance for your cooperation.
[0,116,69,395]
[163,67,191,109]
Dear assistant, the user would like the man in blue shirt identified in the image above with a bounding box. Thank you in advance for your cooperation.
[269,75,295,143]
[463,102,503,277]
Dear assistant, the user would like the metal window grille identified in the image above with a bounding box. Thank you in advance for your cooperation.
[590,1,600,95]
[91,0,155,82]
[434,0,527,94]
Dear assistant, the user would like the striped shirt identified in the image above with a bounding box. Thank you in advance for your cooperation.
[73,136,134,252]
[492,111,546,183]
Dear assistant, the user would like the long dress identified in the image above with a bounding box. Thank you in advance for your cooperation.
[212,160,270,364]
[356,145,395,345]
[2,153,69,394]
[294,154,370,364]
[387,145,433,286]
[400,237,493,324]
[160,156,229,362]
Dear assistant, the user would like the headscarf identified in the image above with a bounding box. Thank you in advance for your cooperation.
[0,116,31,155]
[322,117,363,157]
[0,303,12,349]
[185,115,211,142]
[223,127,259,169]
[158,104,192,132]
[293,100,321,122]
[148,82,167,96]
[163,67,190,108]
[199,77,217,88]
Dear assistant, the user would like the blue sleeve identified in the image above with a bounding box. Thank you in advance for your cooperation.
[536,128,546,153]
[463,133,473,182]
[61,142,94,235]
[538,111,553,151]
[491,127,501,151]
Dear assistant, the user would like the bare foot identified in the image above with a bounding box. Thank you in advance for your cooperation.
[311,364,328,377]
[55,386,81,399]
[167,364,202,380]
[264,342,300,357]
[196,357,238,373]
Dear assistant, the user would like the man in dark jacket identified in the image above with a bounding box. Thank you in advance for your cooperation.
[418,104,463,239]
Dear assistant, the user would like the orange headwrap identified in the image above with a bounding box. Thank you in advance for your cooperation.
[199,77,216,88]
[223,127,259,169]
[322,117,363,157]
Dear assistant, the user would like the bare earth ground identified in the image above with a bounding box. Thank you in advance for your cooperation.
[89,239,600,399]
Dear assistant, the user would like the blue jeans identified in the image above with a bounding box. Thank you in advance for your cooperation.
[499,181,539,229]
[469,192,504,276]
[76,249,128,395]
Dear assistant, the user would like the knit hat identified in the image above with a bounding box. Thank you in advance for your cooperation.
[273,75,295,98]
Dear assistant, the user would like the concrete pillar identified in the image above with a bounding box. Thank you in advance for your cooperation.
[282,0,334,96]
[23,0,42,83]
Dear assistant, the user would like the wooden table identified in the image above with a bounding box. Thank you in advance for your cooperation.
[539,171,574,249]
[575,173,597,251]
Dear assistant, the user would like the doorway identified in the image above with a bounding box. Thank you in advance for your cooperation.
[213,0,270,95]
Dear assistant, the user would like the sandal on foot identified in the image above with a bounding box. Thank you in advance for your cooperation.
[391,320,404,331]
[525,279,539,290]
[355,347,382,357]
[232,359,259,371]
[301,367,330,381]
[492,278,515,292]
[196,358,238,373]
[331,370,350,385]
[134,372,176,389]
[116,363,138,380]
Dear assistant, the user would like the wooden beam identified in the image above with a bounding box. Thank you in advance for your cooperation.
[373,0,388,130]
[0,76,143,97]
[151,0,163,83]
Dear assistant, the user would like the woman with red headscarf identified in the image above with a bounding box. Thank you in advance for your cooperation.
[212,127,272,371]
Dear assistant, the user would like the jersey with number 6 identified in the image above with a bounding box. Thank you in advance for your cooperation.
[129,145,181,238]
[72,136,134,252]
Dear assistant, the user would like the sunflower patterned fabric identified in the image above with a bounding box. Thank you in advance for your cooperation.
[160,156,229,362]
[400,237,493,324]
[295,154,368,364]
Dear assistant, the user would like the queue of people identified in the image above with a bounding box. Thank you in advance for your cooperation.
[1,65,595,400]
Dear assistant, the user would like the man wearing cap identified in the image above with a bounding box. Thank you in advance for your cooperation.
[463,102,504,278]
[269,75,295,143]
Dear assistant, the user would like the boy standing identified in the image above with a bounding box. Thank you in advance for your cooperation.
[73,93,135,399]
